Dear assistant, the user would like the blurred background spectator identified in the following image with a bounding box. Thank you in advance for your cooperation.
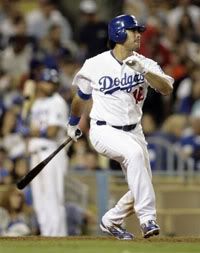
[76,0,108,62]
[179,101,200,171]
[66,201,95,235]
[26,0,72,44]
[0,185,38,236]
[0,147,13,185]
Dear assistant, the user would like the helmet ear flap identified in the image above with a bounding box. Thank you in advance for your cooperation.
[115,28,127,43]
[108,15,145,44]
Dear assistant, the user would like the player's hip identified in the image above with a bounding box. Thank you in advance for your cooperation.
[90,119,145,140]
[89,121,146,158]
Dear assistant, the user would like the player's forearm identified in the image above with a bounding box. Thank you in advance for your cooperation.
[144,71,173,95]
[70,94,87,118]
[67,91,90,140]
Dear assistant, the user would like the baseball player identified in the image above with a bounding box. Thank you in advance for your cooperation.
[28,68,69,236]
[67,14,174,239]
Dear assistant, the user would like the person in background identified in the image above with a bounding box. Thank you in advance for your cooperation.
[167,0,200,32]
[179,100,200,171]
[72,149,103,171]
[0,147,13,184]
[0,186,38,236]
[2,99,26,160]
[40,23,72,70]
[58,55,79,107]
[142,114,187,171]
[8,14,38,52]
[175,67,200,114]
[69,134,90,170]
[66,201,95,235]
[0,0,22,48]
[141,113,158,171]
[26,0,72,44]
[12,156,29,183]
[0,34,33,88]
[26,68,69,236]
[77,0,108,61]
[84,150,103,171]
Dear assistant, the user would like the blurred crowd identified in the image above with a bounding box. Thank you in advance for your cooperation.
[0,0,200,236]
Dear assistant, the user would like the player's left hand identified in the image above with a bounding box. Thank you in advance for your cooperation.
[125,56,148,75]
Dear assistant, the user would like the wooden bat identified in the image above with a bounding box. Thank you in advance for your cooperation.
[16,130,81,189]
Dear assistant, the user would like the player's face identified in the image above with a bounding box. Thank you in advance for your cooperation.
[38,81,57,96]
[124,30,141,51]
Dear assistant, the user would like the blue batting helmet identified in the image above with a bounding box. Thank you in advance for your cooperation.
[39,68,59,84]
[108,14,146,43]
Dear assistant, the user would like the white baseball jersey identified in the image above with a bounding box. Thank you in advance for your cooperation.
[72,50,173,126]
[28,92,69,236]
[29,93,68,152]
[73,50,174,226]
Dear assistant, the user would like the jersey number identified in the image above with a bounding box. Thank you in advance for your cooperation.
[133,87,144,104]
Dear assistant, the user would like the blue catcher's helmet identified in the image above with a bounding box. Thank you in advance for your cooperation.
[39,68,59,84]
[108,14,146,43]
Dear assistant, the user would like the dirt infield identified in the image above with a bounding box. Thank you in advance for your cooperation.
[0,236,200,242]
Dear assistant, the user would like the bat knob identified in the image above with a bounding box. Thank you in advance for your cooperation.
[16,180,25,190]
[75,129,82,139]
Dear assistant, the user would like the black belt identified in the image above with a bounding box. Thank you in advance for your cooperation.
[96,120,137,132]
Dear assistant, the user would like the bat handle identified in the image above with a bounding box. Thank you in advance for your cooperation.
[75,129,82,138]
[16,129,82,190]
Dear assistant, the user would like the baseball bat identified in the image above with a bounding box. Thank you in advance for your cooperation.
[16,130,82,189]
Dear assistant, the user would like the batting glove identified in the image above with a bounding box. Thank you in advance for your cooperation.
[125,56,148,75]
[67,124,82,141]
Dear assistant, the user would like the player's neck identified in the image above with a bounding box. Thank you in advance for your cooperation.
[112,46,133,62]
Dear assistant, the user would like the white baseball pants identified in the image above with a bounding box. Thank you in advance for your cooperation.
[89,121,156,225]
[30,148,67,236]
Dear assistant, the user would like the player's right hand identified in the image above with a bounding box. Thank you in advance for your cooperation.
[67,124,82,141]
[125,56,148,75]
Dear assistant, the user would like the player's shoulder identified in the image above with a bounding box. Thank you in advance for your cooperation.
[52,93,66,104]
[47,93,67,109]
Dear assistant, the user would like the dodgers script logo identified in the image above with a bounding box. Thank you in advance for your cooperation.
[99,73,144,95]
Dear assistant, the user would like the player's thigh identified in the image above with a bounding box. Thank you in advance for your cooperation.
[89,125,143,163]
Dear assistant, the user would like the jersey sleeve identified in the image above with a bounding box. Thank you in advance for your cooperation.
[72,60,93,95]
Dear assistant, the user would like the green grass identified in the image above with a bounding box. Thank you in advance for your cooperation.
[0,237,200,253]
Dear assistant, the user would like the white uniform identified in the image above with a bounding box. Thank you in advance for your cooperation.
[28,93,68,236]
[73,50,174,226]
